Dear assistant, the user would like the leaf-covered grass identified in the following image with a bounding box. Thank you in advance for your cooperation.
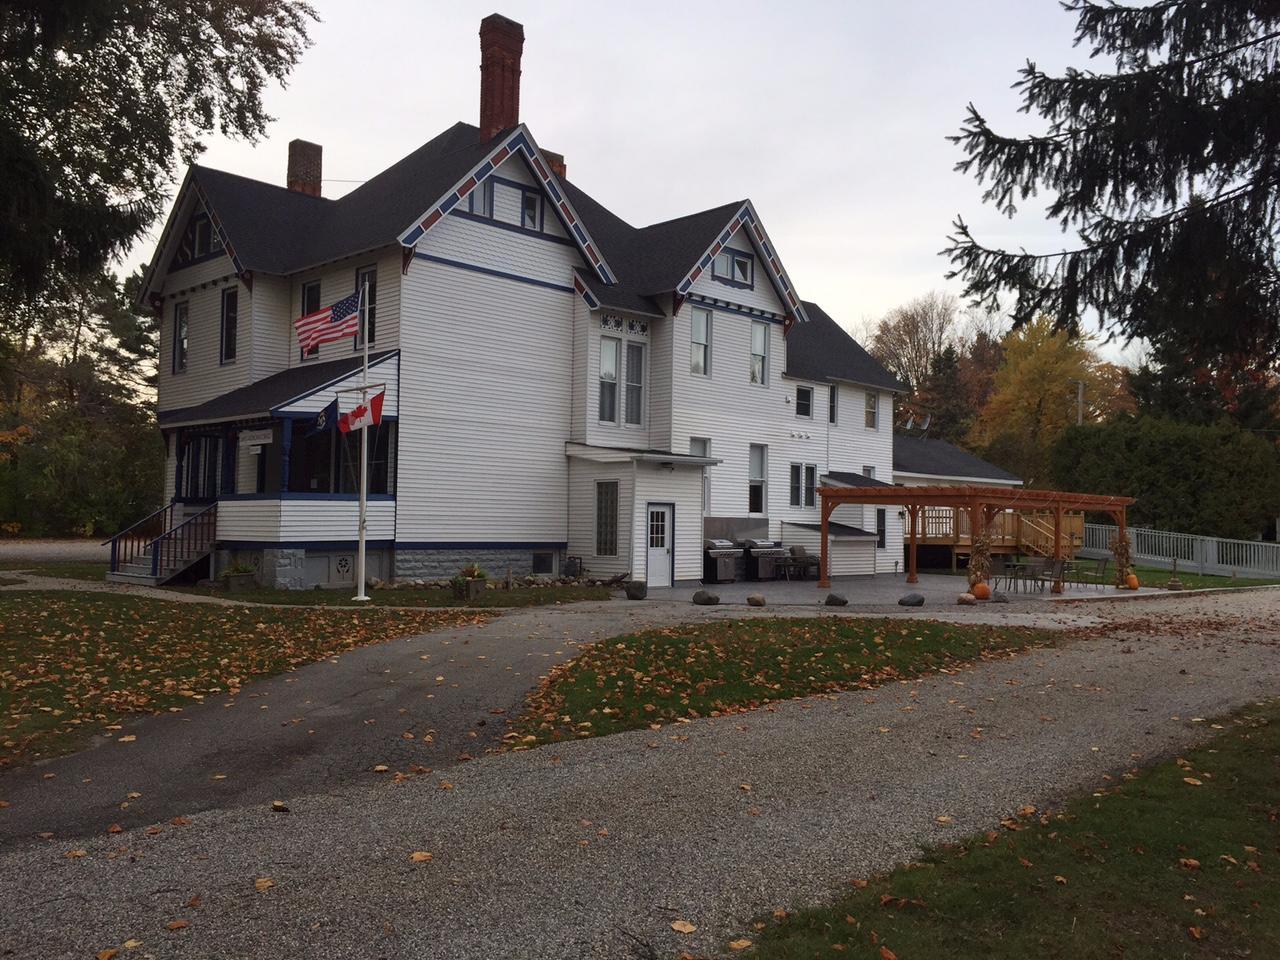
[512,618,1053,745]
[164,582,615,608]
[0,591,488,766]
[1132,565,1280,590]
[0,560,109,582]
[745,702,1280,960]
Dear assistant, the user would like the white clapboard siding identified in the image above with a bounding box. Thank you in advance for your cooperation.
[570,295,588,442]
[781,521,876,576]
[274,352,399,416]
[630,463,704,582]
[485,155,571,240]
[156,266,249,412]
[234,443,260,493]
[826,384,900,563]
[648,315,673,452]
[285,246,403,370]
[250,275,292,382]
[567,458,634,579]
[686,235,789,316]
[217,499,395,542]
[397,256,576,545]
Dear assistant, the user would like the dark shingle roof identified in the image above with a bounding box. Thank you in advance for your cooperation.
[158,351,397,426]
[823,470,893,489]
[893,436,1022,483]
[193,123,503,275]
[784,521,877,539]
[785,301,906,392]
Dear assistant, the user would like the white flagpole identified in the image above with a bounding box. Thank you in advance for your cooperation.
[353,279,371,602]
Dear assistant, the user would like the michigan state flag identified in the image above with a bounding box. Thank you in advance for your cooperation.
[306,399,338,437]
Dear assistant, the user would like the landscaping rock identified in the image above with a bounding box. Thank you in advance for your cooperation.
[746,594,766,607]
[957,593,977,606]
[692,589,719,606]
[897,593,925,607]
[824,593,849,607]
[991,591,1010,604]
[624,580,648,601]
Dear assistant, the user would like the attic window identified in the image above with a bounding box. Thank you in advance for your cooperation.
[522,192,540,229]
[713,249,753,287]
[170,213,223,270]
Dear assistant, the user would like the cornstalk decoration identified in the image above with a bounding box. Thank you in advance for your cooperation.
[968,533,992,588]
[1109,532,1132,587]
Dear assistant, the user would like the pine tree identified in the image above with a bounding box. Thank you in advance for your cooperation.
[946,1,1280,375]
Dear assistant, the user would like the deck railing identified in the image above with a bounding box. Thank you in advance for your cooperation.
[1083,523,1280,578]
[105,503,176,573]
[149,503,218,579]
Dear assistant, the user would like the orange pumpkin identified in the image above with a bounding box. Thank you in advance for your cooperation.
[1126,573,1140,590]
[971,581,991,600]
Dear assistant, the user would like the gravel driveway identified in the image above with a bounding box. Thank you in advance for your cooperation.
[2,590,1278,959]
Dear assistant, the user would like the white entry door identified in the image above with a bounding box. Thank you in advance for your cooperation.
[646,504,673,588]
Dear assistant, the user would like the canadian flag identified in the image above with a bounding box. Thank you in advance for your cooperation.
[338,390,385,433]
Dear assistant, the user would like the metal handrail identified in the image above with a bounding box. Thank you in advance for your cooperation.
[102,501,171,546]
[106,502,175,573]
[148,503,218,579]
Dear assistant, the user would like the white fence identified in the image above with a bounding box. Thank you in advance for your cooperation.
[1083,523,1280,578]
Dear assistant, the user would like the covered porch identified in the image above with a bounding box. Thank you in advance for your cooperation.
[817,484,1135,589]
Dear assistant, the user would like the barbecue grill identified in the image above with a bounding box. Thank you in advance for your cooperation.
[702,538,740,584]
[742,538,786,581]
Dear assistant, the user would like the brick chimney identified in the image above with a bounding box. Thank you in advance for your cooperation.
[543,149,567,180]
[479,14,524,141]
[287,139,322,197]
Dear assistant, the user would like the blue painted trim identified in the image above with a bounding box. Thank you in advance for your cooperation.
[219,288,239,365]
[447,209,576,247]
[270,351,398,414]
[686,295,784,324]
[274,411,400,422]
[412,252,574,294]
[219,493,396,502]
[402,224,425,246]
[395,541,568,551]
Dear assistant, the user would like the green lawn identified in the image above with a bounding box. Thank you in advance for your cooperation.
[744,701,1280,960]
[0,560,109,582]
[1131,564,1280,590]
[0,591,487,766]
[511,618,1054,745]
[166,582,615,607]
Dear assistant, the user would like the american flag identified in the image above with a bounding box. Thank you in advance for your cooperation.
[295,290,361,353]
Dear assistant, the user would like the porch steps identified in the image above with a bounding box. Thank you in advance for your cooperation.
[105,503,218,586]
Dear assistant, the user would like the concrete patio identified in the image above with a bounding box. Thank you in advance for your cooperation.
[646,571,1161,606]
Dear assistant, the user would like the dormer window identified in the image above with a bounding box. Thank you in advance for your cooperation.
[467,181,492,216]
[522,191,541,229]
[713,249,753,287]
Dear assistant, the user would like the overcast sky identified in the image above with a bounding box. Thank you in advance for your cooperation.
[129,0,1140,362]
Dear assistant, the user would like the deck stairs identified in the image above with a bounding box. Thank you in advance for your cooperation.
[105,502,218,586]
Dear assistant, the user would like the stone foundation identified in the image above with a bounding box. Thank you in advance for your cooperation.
[394,547,560,582]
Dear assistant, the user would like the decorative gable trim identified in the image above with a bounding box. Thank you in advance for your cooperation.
[673,201,809,332]
[135,170,241,309]
[572,272,600,310]
[397,124,616,285]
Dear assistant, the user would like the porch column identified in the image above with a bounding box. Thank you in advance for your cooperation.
[280,419,292,492]
[1052,503,1064,591]
[818,494,834,588]
[174,429,185,500]
[906,505,919,584]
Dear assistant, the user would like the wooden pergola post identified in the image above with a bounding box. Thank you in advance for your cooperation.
[906,505,919,584]
[1052,502,1064,591]
[819,494,834,588]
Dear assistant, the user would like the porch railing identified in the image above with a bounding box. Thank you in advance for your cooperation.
[1083,523,1280,578]
[149,503,218,579]
[104,502,176,573]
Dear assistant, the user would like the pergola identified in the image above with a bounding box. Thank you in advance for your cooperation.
[817,484,1136,588]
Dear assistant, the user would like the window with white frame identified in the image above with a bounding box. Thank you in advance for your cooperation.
[598,336,620,423]
[219,289,238,364]
[690,437,711,514]
[862,465,876,480]
[355,265,377,347]
[748,443,767,514]
[865,391,878,429]
[829,385,838,424]
[876,508,887,548]
[795,385,812,418]
[750,321,768,385]
[789,463,817,508]
[625,342,644,425]
[522,191,541,230]
[595,481,618,556]
[713,249,753,286]
[300,280,321,359]
[467,180,492,216]
[690,307,711,375]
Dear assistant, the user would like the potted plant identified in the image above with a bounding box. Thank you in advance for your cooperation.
[451,564,488,602]
[219,562,257,594]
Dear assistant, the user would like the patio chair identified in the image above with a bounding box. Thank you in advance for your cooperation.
[1018,557,1048,592]
[1074,557,1109,591]
[787,544,821,581]
[988,555,1010,592]
[1035,558,1066,592]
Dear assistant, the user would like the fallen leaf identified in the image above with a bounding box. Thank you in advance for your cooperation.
[65,849,87,859]
[728,939,752,951]
[1179,858,1201,870]
[1054,875,1068,885]
[671,920,697,934]
[166,920,189,931]
[372,764,389,773]
[1183,777,1203,787]
[880,947,898,960]
[410,851,433,862]
[271,800,289,813]
[123,940,143,950]
[96,950,119,960]
[117,735,136,743]
[935,815,954,824]
[1188,926,1205,941]
[254,877,275,892]
[107,824,123,834]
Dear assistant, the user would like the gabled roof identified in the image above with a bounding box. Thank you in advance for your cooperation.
[893,436,1022,483]
[823,470,893,489]
[158,350,397,427]
[785,301,906,393]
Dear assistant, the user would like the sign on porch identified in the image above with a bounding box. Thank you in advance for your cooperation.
[238,428,274,449]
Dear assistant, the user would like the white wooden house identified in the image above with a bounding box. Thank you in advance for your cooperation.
[114,14,908,588]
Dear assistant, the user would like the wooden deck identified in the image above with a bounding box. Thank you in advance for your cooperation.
[913,507,1085,558]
